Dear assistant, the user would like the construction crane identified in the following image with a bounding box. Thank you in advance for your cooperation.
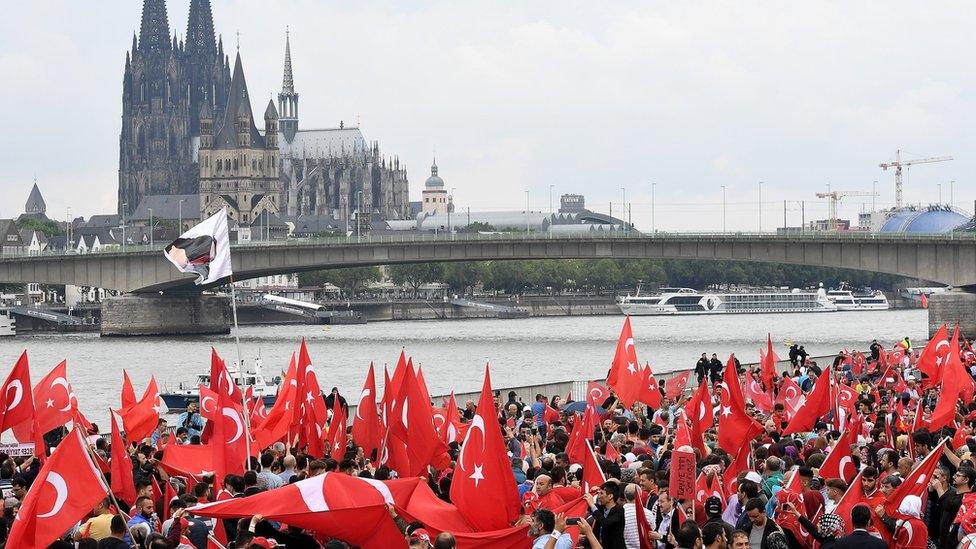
[880,149,952,208]
[815,190,877,231]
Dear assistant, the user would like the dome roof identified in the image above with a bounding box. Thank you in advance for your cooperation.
[879,207,968,233]
[424,161,444,189]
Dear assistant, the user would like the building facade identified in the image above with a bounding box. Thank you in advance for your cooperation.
[118,0,230,215]
[198,52,281,223]
[277,33,411,228]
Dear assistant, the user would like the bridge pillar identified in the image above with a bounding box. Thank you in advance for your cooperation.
[101,294,231,337]
[928,291,976,338]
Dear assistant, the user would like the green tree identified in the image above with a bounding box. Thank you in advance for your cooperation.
[580,259,621,291]
[389,263,444,296]
[457,222,497,233]
[441,262,487,295]
[298,266,381,295]
[16,218,65,237]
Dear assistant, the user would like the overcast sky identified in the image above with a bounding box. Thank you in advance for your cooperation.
[0,1,972,231]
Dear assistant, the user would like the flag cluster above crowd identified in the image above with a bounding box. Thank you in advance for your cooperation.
[1,319,976,549]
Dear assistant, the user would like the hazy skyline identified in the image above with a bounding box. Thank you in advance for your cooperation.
[1,1,972,231]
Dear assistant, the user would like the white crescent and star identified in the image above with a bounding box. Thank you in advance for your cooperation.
[51,377,74,412]
[201,395,216,415]
[5,380,23,412]
[222,408,244,443]
[624,338,638,374]
[458,415,486,473]
[356,388,372,421]
[37,472,68,518]
[838,456,854,483]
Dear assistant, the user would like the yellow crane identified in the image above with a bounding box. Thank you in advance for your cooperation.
[815,190,877,231]
[880,149,952,208]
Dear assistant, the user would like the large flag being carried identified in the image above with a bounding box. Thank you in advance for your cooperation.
[606,317,643,407]
[450,365,520,531]
[7,427,109,548]
[163,208,232,285]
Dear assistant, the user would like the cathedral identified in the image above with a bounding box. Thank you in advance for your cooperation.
[119,0,412,227]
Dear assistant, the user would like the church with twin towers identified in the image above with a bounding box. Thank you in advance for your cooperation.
[118,0,412,233]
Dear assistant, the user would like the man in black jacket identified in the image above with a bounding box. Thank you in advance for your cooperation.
[832,504,886,549]
[585,481,626,549]
[740,498,789,549]
[695,354,709,383]
[708,354,723,384]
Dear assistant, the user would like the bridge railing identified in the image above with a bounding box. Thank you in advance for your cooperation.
[3,229,975,260]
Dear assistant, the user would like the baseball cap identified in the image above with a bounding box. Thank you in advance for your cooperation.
[410,528,432,543]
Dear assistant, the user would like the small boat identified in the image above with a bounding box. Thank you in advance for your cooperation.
[159,355,281,411]
[825,286,889,311]
[0,310,15,336]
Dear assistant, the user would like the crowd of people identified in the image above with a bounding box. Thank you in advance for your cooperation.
[2,322,976,549]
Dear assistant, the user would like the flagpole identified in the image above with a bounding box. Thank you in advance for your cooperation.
[89,418,139,545]
[229,274,253,471]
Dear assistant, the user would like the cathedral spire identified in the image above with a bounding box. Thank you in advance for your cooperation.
[282,28,295,94]
[138,0,171,54]
[185,0,216,58]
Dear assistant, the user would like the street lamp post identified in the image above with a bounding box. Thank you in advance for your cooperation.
[721,185,726,233]
[758,182,763,232]
[449,187,455,238]
[621,187,627,234]
[148,208,153,248]
[938,183,943,205]
[651,182,656,234]
[951,180,955,209]
[65,207,71,255]
[525,191,530,235]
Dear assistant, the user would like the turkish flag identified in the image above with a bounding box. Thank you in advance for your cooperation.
[159,443,215,480]
[294,341,328,457]
[665,370,692,401]
[638,365,662,408]
[121,369,137,409]
[818,418,859,484]
[0,351,36,441]
[684,380,712,456]
[783,368,831,435]
[33,361,77,435]
[253,353,297,452]
[586,381,610,407]
[209,347,243,403]
[212,389,248,488]
[673,413,692,450]
[191,473,410,547]
[718,355,762,450]
[351,364,383,459]
[833,470,867,535]
[695,472,725,510]
[760,333,778,391]
[198,385,219,420]
[110,413,137,505]
[450,364,520,531]
[384,351,409,422]
[603,439,620,462]
[918,324,949,383]
[743,375,772,414]
[7,427,109,549]
[836,384,858,414]
[434,393,466,445]
[776,376,804,417]
[931,326,974,431]
[884,437,947,516]
[566,405,597,465]
[606,317,643,407]
[118,376,161,443]
[635,488,655,549]
[327,397,347,461]
[581,441,607,494]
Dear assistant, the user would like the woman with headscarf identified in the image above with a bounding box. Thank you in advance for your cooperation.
[782,500,844,549]
[876,494,928,549]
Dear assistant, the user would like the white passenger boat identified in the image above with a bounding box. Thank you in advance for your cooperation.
[825,288,889,311]
[618,286,836,315]
[0,310,15,336]
[159,356,281,411]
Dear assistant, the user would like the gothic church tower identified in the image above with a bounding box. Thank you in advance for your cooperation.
[118,0,229,215]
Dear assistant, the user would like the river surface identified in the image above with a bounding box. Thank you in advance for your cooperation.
[0,309,927,429]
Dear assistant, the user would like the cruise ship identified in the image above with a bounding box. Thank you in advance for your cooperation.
[617,286,836,315]
[825,288,889,311]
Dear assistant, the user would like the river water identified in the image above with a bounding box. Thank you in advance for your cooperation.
[0,309,926,429]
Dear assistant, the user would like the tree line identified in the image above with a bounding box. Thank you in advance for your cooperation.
[297,259,911,296]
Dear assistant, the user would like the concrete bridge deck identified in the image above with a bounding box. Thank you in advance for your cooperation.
[1,231,975,293]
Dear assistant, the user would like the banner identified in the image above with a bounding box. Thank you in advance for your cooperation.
[163,209,232,285]
[0,442,35,457]
[669,449,696,501]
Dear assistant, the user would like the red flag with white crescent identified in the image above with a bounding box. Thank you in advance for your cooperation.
[665,370,692,401]
[606,317,643,407]
[351,364,382,459]
[0,351,36,442]
[7,427,109,548]
[586,381,610,408]
[450,364,520,531]
[718,355,763,450]
[33,361,78,436]
[110,412,137,506]
[818,418,859,484]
